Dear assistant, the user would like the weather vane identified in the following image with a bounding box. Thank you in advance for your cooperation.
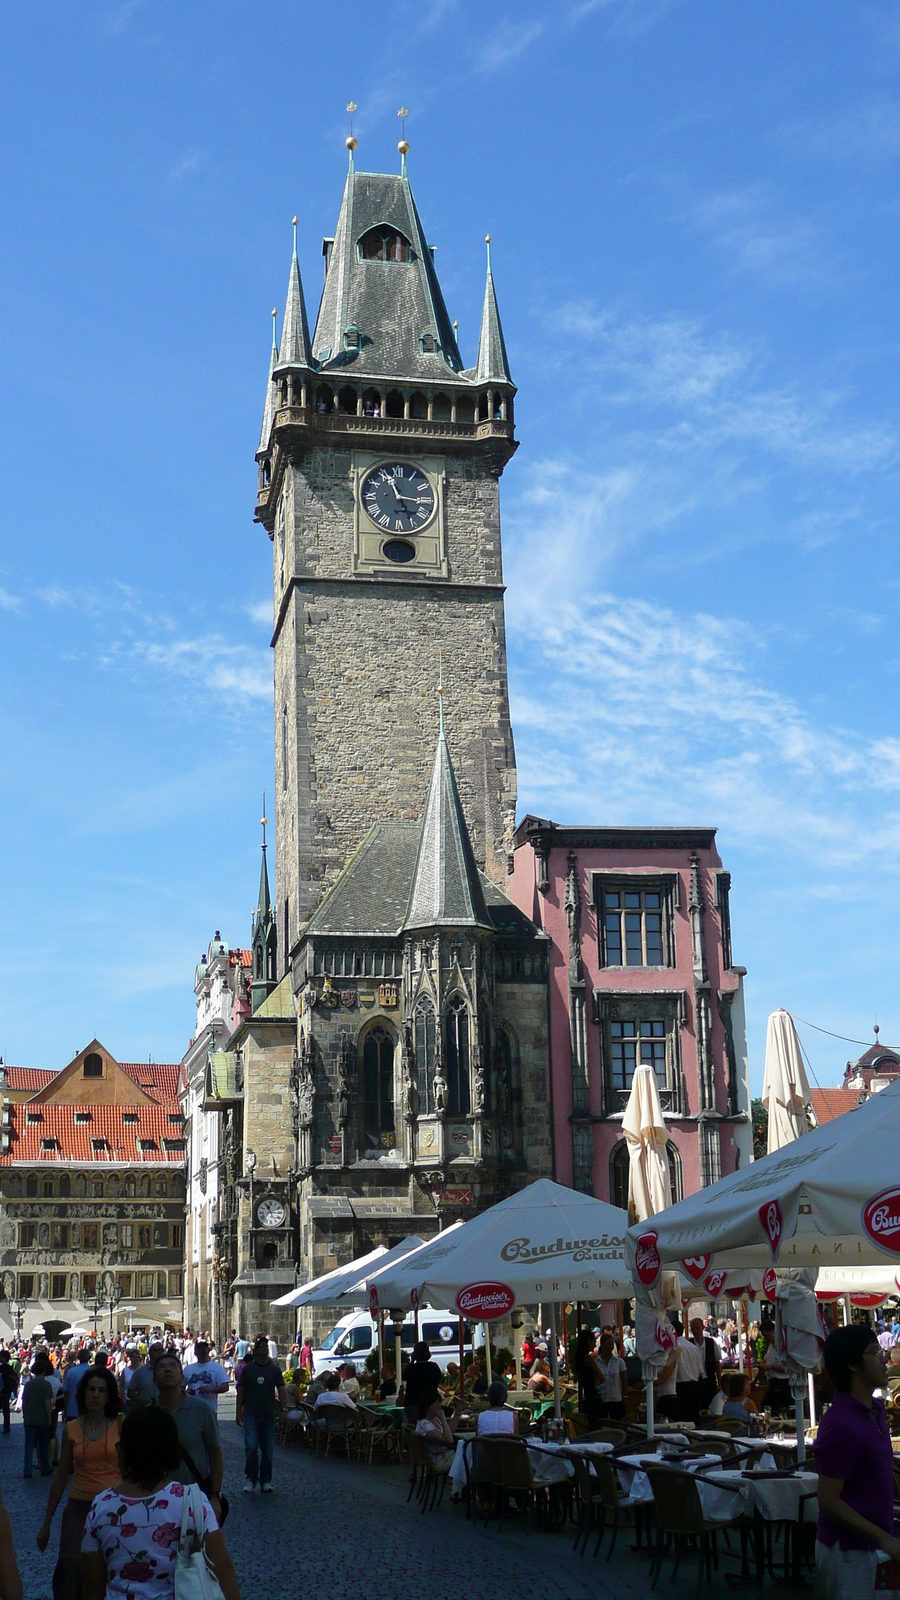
[346,102,358,161]
[398,106,409,168]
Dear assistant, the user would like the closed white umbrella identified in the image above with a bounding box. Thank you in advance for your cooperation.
[762,1009,811,1153]
[622,1065,670,1224]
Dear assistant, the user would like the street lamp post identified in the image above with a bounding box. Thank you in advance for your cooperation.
[13,1301,26,1341]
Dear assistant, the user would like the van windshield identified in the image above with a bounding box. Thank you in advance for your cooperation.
[318,1325,349,1352]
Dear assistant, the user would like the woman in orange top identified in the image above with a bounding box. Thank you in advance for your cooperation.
[36,1367,121,1600]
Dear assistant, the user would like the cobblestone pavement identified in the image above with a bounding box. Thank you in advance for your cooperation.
[0,1405,779,1600]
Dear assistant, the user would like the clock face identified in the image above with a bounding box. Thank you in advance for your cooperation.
[360,463,435,535]
[257,1197,286,1229]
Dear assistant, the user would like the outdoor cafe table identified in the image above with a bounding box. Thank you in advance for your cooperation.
[615,1453,818,1526]
[448,1437,615,1495]
[358,1403,405,1426]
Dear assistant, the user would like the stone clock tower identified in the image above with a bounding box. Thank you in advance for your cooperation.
[255,155,519,958]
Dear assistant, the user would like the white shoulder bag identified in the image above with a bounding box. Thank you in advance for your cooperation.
[174,1481,225,1600]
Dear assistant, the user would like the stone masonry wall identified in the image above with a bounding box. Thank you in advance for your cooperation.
[273,445,517,940]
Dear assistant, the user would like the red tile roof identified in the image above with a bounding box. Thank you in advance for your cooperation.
[3,1067,57,1091]
[119,1063,181,1105]
[811,1088,861,1124]
[231,950,252,968]
[1,1103,186,1164]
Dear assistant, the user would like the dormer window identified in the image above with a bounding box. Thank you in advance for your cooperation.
[122,1112,139,1125]
[358,226,411,263]
[41,1138,56,1152]
[83,1053,103,1078]
[26,1112,41,1125]
[420,333,439,355]
[74,1111,90,1125]
[343,325,362,351]
[91,1137,108,1155]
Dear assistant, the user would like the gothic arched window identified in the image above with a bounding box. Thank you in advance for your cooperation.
[444,998,470,1117]
[414,1002,436,1115]
[59,1174,71,1199]
[358,226,411,263]
[362,1026,395,1150]
[26,1174,37,1198]
[498,1026,523,1151]
[610,1138,682,1212]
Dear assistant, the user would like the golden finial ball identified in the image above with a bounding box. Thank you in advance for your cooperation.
[398,139,409,155]
[346,135,357,151]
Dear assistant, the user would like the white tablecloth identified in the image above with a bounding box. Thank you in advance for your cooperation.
[615,1454,818,1525]
[449,1436,614,1493]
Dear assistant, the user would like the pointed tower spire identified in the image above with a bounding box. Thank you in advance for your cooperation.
[275,217,313,370]
[403,704,491,932]
[251,796,278,1009]
[257,312,278,455]
[476,234,513,385]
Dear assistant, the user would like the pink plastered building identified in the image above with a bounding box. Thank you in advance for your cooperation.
[508,819,752,1204]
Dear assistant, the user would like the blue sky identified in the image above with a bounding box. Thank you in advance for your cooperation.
[1,1,899,1090]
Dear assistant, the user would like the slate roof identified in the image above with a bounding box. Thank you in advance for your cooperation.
[312,172,464,382]
[1,1104,186,1164]
[305,817,540,943]
[850,1044,900,1072]
[476,249,513,385]
[404,732,491,931]
[2,1067,56,1091]
[275,233,313,370]
[257,337,278,456]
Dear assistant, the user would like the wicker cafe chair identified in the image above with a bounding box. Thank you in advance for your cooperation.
[714,1418,746,1436]
[353,1409,398,1464]
[405,1431,451,1514]
[578,1428,627,1447]
[278,1400,314,1449]
[313,1402,358,1460]
[469,1438,536,1531]
[567,1451,642,1561]
[644,1463,743,1590]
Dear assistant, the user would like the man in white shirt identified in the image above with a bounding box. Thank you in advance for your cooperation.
[675,1319,708,1423]
[338,1363,361,1399]
[313,1372,357,1427]
[182,1339,230,1415]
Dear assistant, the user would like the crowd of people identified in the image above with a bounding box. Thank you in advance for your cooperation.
[0,1324,295,1600]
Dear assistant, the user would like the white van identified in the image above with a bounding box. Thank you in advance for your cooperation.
[312,1308,475,1375]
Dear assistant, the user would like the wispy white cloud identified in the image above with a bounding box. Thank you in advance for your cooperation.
[783,100,900,163]
[123,634,271,703]
[476,18,546,73]
[689,186,837,293]
[568,0,680,38]
[168,148,207,186]
[508,586,900,867]
[245,600,272,627]
[0,588,22,612]
[544,303,898,472]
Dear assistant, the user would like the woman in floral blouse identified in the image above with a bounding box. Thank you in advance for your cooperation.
[81,1408,241,1600]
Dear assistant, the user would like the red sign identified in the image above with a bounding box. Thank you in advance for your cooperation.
[704,1270,727,1299]
[862,1188,900,1256]
[655,1318,677,1352]
[455,1283,516,1320]
[762,1268,777,1302]
[369,1285,379,1318]
[634,1230,661,1287]
[681,1255,712,1282]
[850,1292,886,1309]
[758,1200,783,1258]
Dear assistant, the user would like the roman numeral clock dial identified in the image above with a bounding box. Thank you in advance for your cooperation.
[360,463,435,562]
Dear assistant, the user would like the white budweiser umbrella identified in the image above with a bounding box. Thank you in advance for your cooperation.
[622,1065,670,1223]
[271,1237,423,1308]
[365,1179,632,1310]
[762,1010,811,1153]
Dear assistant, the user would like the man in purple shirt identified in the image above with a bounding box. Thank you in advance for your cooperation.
[814,1324,900,1597]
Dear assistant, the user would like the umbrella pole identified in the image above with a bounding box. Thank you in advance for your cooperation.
[617,1301,624,1352]
[549,1303,562,1420]
[741,1300,753,1380]
[484,1324,492,1384]
[792,1381,805,1465]
[458,1315,465,1403]
[377,1310,385,1377]
[807,1370,817,1427]
[645,1366,655,1438]
[394,1324,402,1398]
[562,1303,569,1378]
[514,1326,523,1392]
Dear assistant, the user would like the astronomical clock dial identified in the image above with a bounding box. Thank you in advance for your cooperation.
[360,462,436,534]
[257,1196,286,1229]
